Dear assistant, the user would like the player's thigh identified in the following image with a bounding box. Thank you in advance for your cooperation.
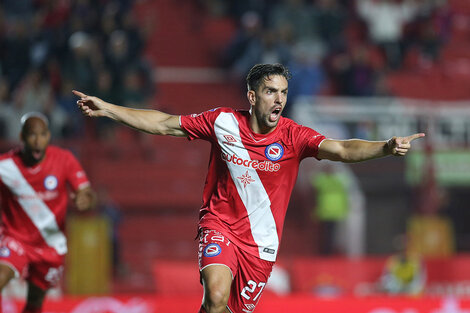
[228,251,274,313]
[198,229,237,302]
[0,235,29,288]
[0,263,15,289]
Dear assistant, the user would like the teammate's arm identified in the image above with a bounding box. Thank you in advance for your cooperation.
[72,90,187,137]
[317,133,425,163]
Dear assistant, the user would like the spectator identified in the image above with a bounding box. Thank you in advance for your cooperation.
[405,1,451,66]
[1,20,31,89]
[268,0,316,43]
[357,0,419,69]
[57,79,86,138]
[69,0,99,33]
[232,29,291,81]
[43,101,68,139]
[14,68,53,113]
[120,67,157,160]
[92,69,119,139]
[2,89,30,142]
[346,45,377,96]
[2,0,34,20]
[285,41,326,117]
[0,77,12,138]
[326,45,379,96]
[105,30,133,88]
[121,11,145,61]
[222,11,262,69]
[120,68,149,109]
[63,31,96,92]
[226,0,275,23]
[325,50,352,95]
[45,58,63,96]
[312,0,348,52]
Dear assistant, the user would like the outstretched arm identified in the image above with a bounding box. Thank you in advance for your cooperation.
[317,133,425,163]
[73,90,188,137]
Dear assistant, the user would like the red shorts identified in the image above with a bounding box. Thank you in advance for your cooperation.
[0,234,64,290]
[198,229,274,313]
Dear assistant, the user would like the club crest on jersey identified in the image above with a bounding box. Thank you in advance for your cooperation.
[265,143,284,161]
[44,175,58,190]
[0,246,10,257]
[203,243,221,257]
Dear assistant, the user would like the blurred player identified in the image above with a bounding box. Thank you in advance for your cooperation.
[74,63,424,313]
[0,112,95,313]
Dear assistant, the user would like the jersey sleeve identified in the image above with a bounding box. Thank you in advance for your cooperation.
[295,126,327,160]
[179,108,220,141]
[64,151,90,191]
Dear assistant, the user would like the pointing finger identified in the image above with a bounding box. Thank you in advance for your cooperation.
[406,133,426,142]
[72,90,87,98]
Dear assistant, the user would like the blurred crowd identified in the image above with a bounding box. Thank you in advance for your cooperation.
[0,0,154,142]
[208,0,451,108]
[0,0,453,141]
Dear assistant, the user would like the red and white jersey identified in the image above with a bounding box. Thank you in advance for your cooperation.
[181,108,326,261]
[0,146,90,256]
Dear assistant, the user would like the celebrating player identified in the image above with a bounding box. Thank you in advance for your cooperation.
[0,112,95,313]
[74,63,424,313]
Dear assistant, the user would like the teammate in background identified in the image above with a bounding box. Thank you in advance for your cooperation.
[0,112,95,313]
[74,63,424,313]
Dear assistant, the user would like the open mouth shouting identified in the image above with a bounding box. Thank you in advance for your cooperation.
[31,149,44,161]
[269,106,283,123]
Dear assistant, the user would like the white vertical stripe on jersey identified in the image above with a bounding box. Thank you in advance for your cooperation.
[0,159,67,255]
[214,112,279,261]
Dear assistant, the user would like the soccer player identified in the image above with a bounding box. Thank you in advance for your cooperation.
[0,112,95,313]
[74,63,424,313]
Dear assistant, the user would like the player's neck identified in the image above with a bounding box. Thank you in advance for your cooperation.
[249,117,277,135]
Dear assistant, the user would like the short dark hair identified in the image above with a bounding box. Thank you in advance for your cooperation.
[246,63,291,91]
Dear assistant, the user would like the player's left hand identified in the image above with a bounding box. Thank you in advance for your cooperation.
[387,133,425,156]
[73,187,96,211]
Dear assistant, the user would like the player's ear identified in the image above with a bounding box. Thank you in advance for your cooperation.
[247,90,256,106]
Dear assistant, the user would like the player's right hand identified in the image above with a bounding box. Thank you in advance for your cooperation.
[73,90,107,118]
[387,133,425,156]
